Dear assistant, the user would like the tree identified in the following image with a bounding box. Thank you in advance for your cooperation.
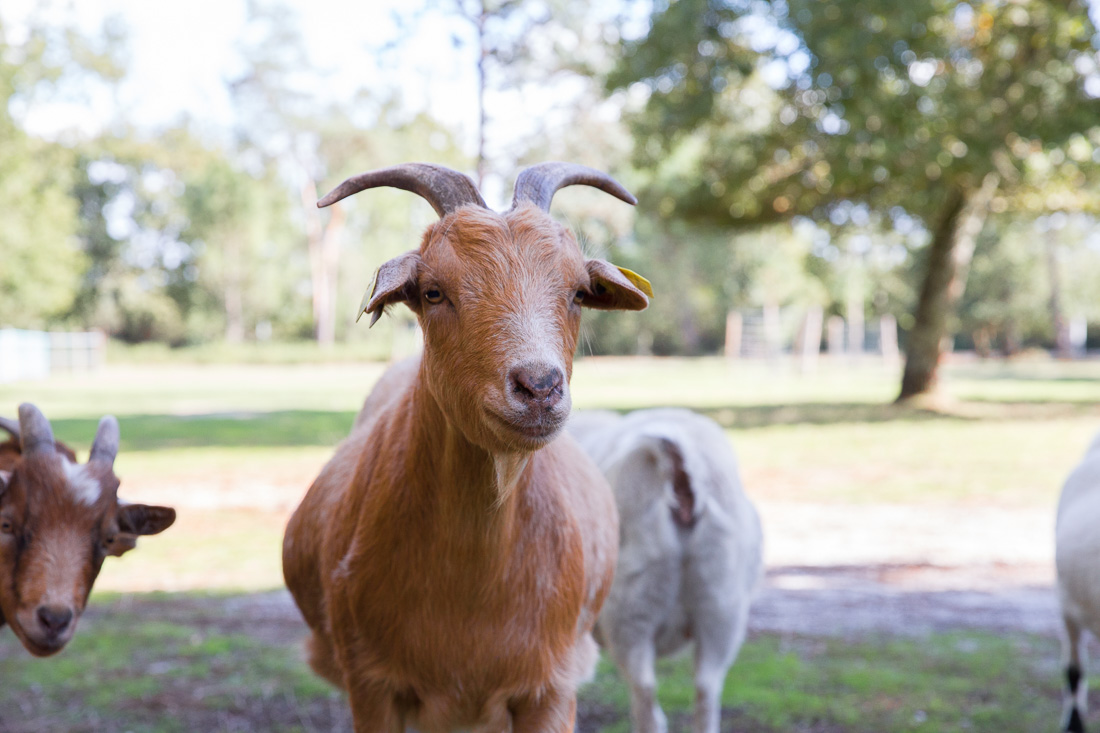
[229,0,468,346]
[610,0,1100,397]
[0,13,125,328]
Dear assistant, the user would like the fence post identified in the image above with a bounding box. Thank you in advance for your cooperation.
[827,316,846,356]
[799,306,823,373]
[880,314,899,364]
[724,310,743,360]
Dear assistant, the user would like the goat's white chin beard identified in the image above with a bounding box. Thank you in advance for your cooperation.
[13,620,75,657]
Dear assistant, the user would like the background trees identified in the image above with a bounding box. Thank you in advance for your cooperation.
[1,0,1099,379]
[610,0,1100,396]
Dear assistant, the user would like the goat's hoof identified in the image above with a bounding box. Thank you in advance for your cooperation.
[1066,706,1086,733]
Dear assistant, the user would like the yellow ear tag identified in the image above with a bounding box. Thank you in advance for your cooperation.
[616,267,654,298]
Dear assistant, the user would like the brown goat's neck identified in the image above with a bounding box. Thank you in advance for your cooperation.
[405,378,530,527]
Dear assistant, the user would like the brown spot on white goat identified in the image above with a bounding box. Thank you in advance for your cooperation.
[282,162,648,731]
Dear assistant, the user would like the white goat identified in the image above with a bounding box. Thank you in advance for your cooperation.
[568,408,763,733]
[1056,431,1100,733]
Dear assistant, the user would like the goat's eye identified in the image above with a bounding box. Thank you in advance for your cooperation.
[424,287,444,304]
[103,535,116,546]
[573,290,585,305]
[0,519,13,535]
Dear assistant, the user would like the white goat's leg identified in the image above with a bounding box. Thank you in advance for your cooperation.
[613,641,666,733]
[691,601,749,733]
[1063,612,1089,733]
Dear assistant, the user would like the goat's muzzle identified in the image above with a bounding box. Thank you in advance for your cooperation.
[509,365,564,411]
[19,603,78,655]
[484,361,571,448]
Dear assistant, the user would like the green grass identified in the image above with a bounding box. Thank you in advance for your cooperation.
[49,411,357,452]
[0,593,343,733]
[580,632,1064,732]
[0,354,1095,730]
[93,509,289,593]
[0,594,1067,733]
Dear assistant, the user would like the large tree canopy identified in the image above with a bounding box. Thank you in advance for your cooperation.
[612,0,1100,395]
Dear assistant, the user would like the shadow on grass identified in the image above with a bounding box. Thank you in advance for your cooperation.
[40,398,1100,453]
[47,411,358,451]
[614,400,1100,430]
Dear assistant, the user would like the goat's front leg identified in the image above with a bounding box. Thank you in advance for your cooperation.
[1063,611,1089,733]
[510,686,577,733]
[611,640,666,733]
[346,676,405,733]
[691,597,750,733]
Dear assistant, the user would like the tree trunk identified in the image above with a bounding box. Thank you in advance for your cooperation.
[475,2,488,189]
[224,237,245,344]
[302,180,345,346]
[1046,226,1070,359]
[897,172,999,401]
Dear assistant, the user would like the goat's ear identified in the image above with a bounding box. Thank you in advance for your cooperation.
[104,534,138,557]
[117,504,176,536]
[583,260,651,311]
[361,251,421,327]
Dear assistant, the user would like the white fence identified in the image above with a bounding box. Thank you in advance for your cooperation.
[725,307,900,369]
[0,329,107,383]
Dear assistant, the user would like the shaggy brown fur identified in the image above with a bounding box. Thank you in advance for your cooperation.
[283,202,648,732]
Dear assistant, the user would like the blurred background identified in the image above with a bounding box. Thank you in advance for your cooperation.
[2,0,1100,731]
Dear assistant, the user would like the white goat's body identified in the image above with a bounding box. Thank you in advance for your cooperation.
[1056,431,1100,732]
[568,408,763,733]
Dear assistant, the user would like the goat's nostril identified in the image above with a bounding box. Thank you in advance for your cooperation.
[509,366,564,405]
[36,605,73,634]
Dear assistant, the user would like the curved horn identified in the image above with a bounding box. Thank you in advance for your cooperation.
[17,403,54,455]
[317,163,487,218]
[0,416,18,444]
[510,162,637,212]
[89,415,120,468]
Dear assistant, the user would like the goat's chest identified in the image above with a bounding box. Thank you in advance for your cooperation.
[329,493,586,698]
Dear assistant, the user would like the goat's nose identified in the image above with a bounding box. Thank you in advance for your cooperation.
[509,365,564,409]
[36,605,73,635]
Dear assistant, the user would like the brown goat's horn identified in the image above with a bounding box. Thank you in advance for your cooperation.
[89,415,120,468]
[0,416,18,443]
[510,162,637,212]
[17,403,54,455]
[317,163,487,218]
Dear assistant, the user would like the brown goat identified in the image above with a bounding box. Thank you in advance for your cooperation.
[0,405,175,656]
[283,162,649,732]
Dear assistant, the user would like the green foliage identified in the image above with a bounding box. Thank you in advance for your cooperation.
[616,0,1100,225]
[578,632,1061,732]
[0,19,87,328]
[0,131,82,327]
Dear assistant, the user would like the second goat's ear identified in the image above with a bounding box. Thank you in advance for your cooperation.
[583,260,651,311]
[361,251,421,327]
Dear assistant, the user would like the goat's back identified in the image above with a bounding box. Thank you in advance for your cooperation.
[569,408,762,655]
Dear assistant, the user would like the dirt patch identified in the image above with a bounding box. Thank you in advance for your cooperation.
[88,558,1062,647]
[754,563,1060,638]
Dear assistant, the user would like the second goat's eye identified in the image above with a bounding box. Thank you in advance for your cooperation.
[0,519,13,535]
[573,290,585,305]
[424,287,444,304]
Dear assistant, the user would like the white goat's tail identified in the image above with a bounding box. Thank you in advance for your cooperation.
[653,436,700,529]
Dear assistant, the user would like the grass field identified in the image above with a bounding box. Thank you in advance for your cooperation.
[0,353,1097,731]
